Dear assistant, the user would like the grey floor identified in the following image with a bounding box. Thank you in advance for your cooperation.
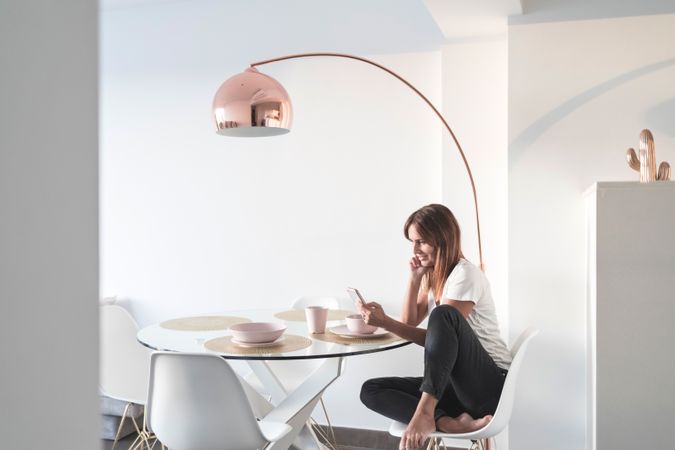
[101,427,463,450]
[101,427,390,450]
[102,436,379,450]
[103,440,378,450]
[102,437,461,450]
[101,434,141,450]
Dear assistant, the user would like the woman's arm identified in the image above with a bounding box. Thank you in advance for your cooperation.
[401,256,431,326]
[362,301,427,347]
[382,314,427,346]
[400,277,428,327]
[383,300,473,346]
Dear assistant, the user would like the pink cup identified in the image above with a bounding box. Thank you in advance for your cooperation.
[305,306,329,334]
[345,314,378,334]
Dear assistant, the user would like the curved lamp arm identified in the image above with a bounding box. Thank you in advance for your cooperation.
[215,52,484,270]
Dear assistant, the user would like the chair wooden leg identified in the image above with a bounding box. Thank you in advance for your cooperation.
[127,433,143,450]
[307,398,339,450]
[128,414,145,450]
[111,404,156,450]
[319,398,338,449]
[475,438,494,450]
[112,403,132,450]
[129,412,162,450]
[470,440,484,450]
[423,437,442,450]
[309,417,338,450]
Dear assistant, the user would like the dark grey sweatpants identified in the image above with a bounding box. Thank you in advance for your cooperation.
[360,304,506,422]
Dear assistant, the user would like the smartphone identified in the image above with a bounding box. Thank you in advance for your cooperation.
[347,287,367,308]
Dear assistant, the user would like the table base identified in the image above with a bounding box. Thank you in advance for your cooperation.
[246,357,344,450]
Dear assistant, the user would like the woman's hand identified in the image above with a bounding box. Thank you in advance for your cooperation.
[409,256,431,281]
[359,301,390,328]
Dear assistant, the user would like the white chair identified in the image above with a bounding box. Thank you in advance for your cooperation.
[146,352,292,450]
[389,328,539,450]
[100,304,154,449]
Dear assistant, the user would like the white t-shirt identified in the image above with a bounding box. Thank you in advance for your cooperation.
[427,259,512,370]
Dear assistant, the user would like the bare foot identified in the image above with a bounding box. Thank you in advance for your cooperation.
[399,411,436,450]
[436,413,493,433]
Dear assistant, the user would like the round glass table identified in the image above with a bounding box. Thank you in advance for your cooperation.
[137,308,412,450]
[137,308,410,359]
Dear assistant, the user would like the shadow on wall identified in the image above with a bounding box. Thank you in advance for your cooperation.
[646,96,675,137]
[510,56,675,162]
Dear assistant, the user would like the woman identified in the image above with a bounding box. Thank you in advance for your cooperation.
[359,204,511,450]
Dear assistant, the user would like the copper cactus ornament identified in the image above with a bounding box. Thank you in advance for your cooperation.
[626,129,671,182]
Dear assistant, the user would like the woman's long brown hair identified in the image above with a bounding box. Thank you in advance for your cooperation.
[404,204,464,304]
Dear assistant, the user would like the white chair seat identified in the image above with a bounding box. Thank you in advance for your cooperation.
[389,419,493,440]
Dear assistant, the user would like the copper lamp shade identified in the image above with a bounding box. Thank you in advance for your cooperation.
[212,67,293,137]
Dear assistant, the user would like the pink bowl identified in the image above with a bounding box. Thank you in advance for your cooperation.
[345,314,378,334]
[229,322,286,343]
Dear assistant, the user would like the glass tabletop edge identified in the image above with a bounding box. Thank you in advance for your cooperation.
[137,337,413,360]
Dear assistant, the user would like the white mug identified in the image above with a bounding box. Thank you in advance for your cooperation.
[305,306,329,334]
[345,313,377,334]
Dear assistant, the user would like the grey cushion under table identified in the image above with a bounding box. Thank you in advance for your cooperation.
[100,395,144,440]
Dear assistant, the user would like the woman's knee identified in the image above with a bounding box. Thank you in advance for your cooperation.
[425,305,463,355]
[360,378,383,408]
[428,304,462,328]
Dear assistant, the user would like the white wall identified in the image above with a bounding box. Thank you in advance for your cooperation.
[441,33,509,340]
[509,13,675,450]
[101,5,445,429]
[441,29,509,449]
[0,0,99,448]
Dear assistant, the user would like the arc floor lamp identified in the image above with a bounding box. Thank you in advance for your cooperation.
[211,52,484,270]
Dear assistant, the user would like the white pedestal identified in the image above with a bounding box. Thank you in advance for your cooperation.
[585,181,675,450]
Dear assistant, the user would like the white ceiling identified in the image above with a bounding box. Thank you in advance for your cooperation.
[101,0,446,59]
[100,0,675,57]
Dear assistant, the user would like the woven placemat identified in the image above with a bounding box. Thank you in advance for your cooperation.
[203,334,313,355]
[160,316,251,331]
[311,331,404,346]
[274,309,355,322]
